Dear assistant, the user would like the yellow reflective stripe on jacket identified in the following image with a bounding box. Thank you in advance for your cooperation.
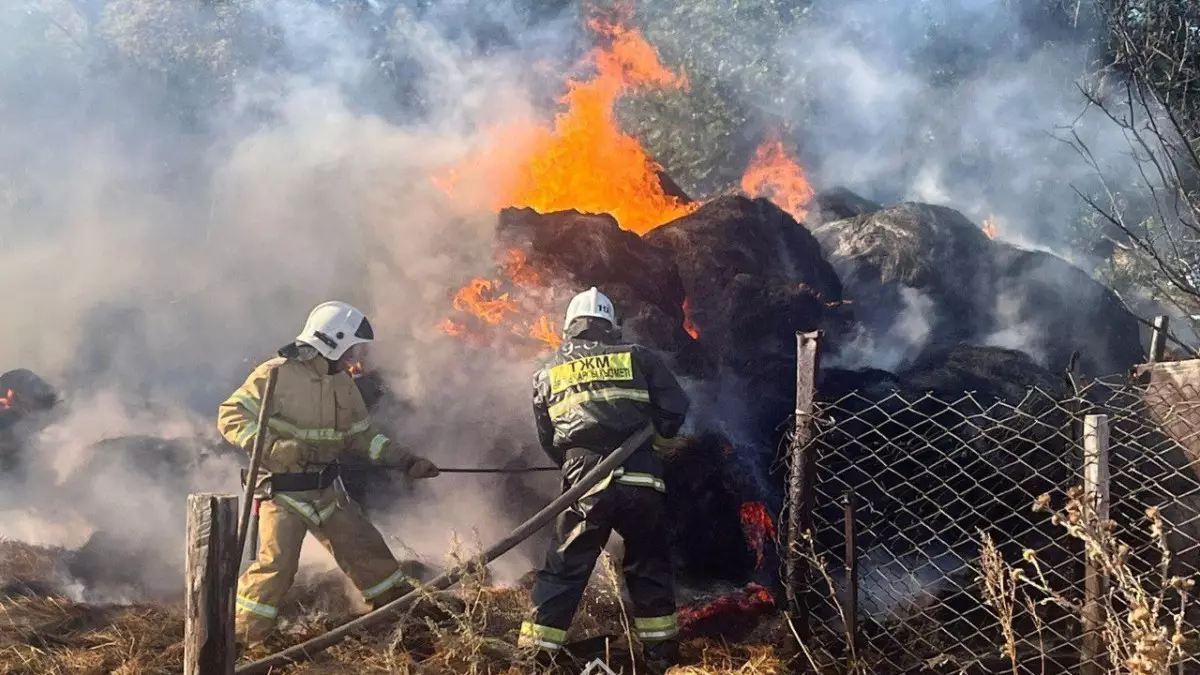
[613,469,666,493]
[518,621,567,649]
[228,391,261,415]
[634,614,679,641]
[267,417,347,441]
[582,469,665,497]
[225,389,370,443]
[275,494,339,526]
[361,568,407,600]
[548,387,651,420]
[236,595,278,619]
[235,422,260,446]
[368,434,388,461]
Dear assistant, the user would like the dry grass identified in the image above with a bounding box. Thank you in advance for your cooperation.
[978,487,1198,675]
[0,541,789,674]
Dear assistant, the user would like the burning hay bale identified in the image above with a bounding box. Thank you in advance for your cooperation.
[813,202,1144,377]
[495,206,702,370]
[644,195,846,352]
[0,369,60,476]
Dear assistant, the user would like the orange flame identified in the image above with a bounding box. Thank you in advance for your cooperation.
[0,389,12,410]
[451,279,519,326]
[439,266,562,351]
[982,216,998,240]
[347,362,365,378]
[682,297,700,339]
[529,315,564,350]
[740,129,815,222]
[501,249,543,287]
[739,502,777,570]
[678,582,775,635]
[436,12,696,234]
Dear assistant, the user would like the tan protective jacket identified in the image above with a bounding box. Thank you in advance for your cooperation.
[217,350,415,475]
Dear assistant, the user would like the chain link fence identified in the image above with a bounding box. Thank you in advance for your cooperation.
[794,363,1200,674]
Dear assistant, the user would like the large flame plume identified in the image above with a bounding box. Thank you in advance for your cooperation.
[438,11,701,347]
[437,11,818,352]
[741,129,815,222]
[436,11,696,236]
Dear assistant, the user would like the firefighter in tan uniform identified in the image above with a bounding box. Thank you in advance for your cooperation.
[218,301,439,643]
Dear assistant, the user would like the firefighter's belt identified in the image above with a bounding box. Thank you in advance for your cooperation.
[241,465,339,493]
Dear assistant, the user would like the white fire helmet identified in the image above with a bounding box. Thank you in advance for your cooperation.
[296,301,375,361]
[563,287,616,332]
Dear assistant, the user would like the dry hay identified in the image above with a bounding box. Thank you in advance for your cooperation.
[0,542,790,674]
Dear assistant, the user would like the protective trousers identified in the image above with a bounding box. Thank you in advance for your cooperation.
[234,485,411,641]
[519,482,678,651]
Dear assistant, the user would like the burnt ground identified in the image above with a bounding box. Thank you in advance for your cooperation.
[0,540,795,675]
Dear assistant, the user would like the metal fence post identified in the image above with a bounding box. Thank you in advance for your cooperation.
[185,493,239,675]
[787,330,822,640]
[1081,415,1111,675]
[842,489,859,664]
[1149,315,1170,363]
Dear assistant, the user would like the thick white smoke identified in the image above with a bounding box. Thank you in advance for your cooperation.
[0,0,585,599]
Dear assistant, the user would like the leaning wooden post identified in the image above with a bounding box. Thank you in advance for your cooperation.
[786,330,823,640]
[1149,315,1170,363]
[185,493,240,675]
[1081,415,1111,675]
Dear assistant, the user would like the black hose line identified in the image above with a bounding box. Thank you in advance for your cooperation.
[328,464,559,474]
[418,466,558,474]
[234,423,654,675]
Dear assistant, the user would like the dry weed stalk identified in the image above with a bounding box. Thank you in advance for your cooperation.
[419,535,534,675]
[979,489,1195,675]
[600,550,638,675]
[789,529,864,675]
[977,532,1020,675]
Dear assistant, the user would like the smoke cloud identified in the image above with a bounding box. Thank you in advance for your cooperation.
[781,0,1122,248]
[0,0,588,599]
[0,0,1159,607]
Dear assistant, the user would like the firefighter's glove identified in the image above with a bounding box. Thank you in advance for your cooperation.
[407,457,440,479]
[652,434,690,454]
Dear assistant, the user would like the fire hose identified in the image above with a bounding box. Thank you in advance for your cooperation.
[357,464,559,474]
[234,422,655,675]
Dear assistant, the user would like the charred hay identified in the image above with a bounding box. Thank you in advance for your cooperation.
[644,195,847,363]
[805,186,883,227]
[813,200,1144,377]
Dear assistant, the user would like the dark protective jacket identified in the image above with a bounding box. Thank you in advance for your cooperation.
[532,333,690,490]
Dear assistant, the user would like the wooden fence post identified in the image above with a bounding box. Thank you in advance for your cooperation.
[1081,415,1111,675]
[786,330,822,640]
[1149,315,1170,363]
[185,493,239,675]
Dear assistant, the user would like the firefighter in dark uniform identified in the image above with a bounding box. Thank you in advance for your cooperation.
[519,287,691,672]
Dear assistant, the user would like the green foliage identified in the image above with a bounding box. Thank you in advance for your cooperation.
[98,0,275,99]
[599,0,804,198]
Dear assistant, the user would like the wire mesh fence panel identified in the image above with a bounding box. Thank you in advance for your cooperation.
[795,372,1200,674]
